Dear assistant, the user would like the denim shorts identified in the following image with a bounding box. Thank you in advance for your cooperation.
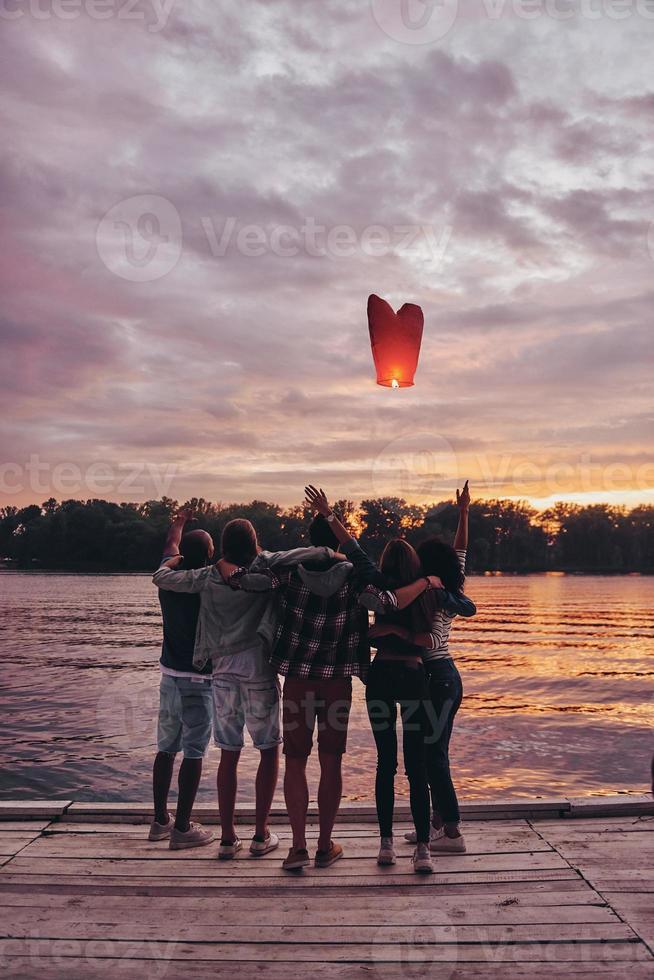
[212,676,282,752]
[157,673,213,759]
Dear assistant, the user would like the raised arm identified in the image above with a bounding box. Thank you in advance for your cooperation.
[454,480,469,552]
[304,486,352,548]
[304,485,386,588]
[161,508,194,561]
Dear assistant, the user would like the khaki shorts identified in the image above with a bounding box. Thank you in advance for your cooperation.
[282,676,352,758]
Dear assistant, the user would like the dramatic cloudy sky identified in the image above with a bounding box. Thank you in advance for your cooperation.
[2,0,653,509]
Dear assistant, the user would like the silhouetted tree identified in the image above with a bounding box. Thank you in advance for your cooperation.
[0,496,651,573]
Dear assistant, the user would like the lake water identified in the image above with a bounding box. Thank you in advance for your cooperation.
[0,571,652,805]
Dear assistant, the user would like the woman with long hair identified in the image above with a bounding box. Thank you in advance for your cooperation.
[361,536,440,873]
[304,485,475,873]
[404,480,470,853]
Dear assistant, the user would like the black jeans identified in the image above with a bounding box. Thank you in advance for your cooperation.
[365,660,431,843]
[424,658,463,824]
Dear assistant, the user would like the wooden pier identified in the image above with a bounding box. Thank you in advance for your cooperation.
[1,798,653,978]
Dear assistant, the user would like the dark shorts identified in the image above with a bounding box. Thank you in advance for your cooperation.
[282,676,352,758]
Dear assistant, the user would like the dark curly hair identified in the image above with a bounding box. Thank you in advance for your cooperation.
[417,537,464,593]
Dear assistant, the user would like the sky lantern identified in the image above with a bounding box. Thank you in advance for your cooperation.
[367,294,424,388]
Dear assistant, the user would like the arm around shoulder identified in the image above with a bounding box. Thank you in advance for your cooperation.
[152,565,211,592]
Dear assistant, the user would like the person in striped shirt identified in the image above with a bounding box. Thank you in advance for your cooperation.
[360,482,474,854]
[411,479,471,853]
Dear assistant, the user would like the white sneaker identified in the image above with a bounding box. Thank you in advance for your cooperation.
[404,826,446,849]
[218,836,243,859]
[148,813,174,841]
[430,833,466,854]
[250,831,280,856]
[377,836,396,866]
[169,822,215,851]
[412,842,434,874]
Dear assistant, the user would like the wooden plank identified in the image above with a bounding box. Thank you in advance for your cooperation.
[0,868,580,892]
[0,801,71,820]
[0,901,620,927]
[534,830,654,846]
[0,938,649,963]
[0,881,605,910]
[589,880,654,893]
[536,816,653,834]
[0,821,51,832]
[61,799,572,823]
[3,962,654,980]
[0,916,636,944]
[42,820,537,838]
[599,894,654,949]
[0,835,40,856]
[21,833,554,860]
[3,850,571,877]
[569,795,654,818]
[540,816,654,831]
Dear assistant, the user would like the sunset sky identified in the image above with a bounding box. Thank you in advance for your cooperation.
[2,1,653,510]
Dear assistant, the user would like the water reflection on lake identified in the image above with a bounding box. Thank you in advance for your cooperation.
[0,571,652,804]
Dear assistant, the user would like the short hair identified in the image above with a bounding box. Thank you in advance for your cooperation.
[309,514,338,549]
[180,530,213,570]
[221,519,258,565]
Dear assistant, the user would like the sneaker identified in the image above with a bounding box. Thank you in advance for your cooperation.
[250,831,280,856]
[169,823,215,851]
[315,841,343,869]
[148,813,174,841]
[282,846,311,871]
[377,836,396,866]
[412,842,434,874]
[218,836,243,859]
[404,826,445,850]
[430,832,467,854]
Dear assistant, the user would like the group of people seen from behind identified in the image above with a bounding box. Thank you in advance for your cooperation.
[149,481,475,874]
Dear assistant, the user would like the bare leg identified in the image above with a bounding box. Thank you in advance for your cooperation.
[317,751,343,852]
[174,757,203,832]
[217,748,241,842]
[284,755,309,850]
[152,751,175,825]
[255,746,279,838]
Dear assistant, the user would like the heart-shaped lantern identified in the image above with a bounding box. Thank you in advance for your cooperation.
[367,294,424,388]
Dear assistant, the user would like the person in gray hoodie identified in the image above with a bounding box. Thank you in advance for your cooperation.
[153,517,337,859]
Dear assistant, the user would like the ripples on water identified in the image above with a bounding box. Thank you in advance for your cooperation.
[0,571,652,803]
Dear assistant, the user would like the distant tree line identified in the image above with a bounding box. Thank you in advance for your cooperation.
[1,496,653,573]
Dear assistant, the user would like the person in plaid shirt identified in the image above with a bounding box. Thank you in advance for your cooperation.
[229,488,443,872]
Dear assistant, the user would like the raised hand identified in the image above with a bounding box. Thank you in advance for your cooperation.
[304,485,331,518]
[456,480,470,511]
